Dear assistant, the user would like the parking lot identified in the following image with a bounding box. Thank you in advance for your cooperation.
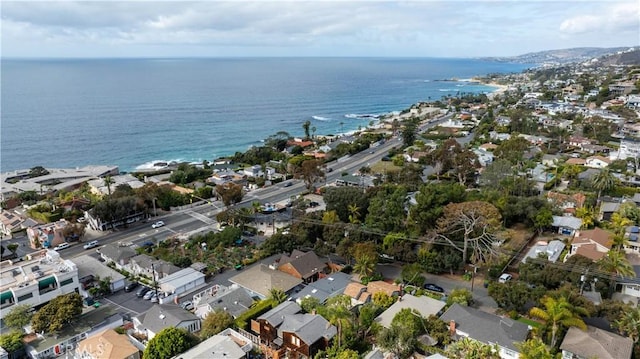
[101,284,158,317]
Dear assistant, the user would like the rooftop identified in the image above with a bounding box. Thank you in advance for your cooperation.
[0,250,77,293]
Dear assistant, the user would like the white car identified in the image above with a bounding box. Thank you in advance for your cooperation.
[498,273,513,283]
[83,240,99,250]
[151,221,165,229]
[54,243,71,251]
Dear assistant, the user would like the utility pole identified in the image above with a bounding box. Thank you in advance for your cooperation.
[470,265,478,293]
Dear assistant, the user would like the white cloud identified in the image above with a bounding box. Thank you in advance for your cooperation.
[560,2,639,34]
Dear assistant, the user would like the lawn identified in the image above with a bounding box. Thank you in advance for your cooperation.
[370,161,402,174]
[517,317,542,328]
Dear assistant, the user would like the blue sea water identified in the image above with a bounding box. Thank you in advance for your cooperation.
[1,58,529,172]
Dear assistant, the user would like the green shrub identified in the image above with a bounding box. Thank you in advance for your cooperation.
[234,299,276,330]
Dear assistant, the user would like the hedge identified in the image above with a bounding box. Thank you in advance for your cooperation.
[234,299,276,330]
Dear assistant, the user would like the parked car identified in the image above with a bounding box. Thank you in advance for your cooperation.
[498,273,513,283]
[143,290,155,300]
[181,301,194,311]
[83,240,99,250]
[136,287,151,298]
[151,221,165,229]
[54,243,71,251]
[283,181,293,187]
[424,283,445,293]
[124,282,139,292]
[150,294,159,303]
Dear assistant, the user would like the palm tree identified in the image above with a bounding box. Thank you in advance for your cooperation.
[614,307,640,343]
[302,120,311,139]
[103,175,114,196]
[325,295,354,349]
[529,295,587,348]
[598,249,635,295]
[347,204,360,224]
[575,207,595,229]
[268,288,287,304]
[591,168,616,205]
[353,253,376,279]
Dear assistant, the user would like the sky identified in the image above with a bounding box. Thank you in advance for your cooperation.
[1,0,639,58]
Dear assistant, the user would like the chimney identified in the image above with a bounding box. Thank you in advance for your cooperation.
[311,309,316,315]
[449,320,456,335]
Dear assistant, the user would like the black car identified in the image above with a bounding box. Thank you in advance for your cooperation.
[136,286,151,298]
[125,282,139,292]
[424,283,445,293]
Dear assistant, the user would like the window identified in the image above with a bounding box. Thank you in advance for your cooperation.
[60,278,74,287]
[290,336,300,346]
[17,292,33,302]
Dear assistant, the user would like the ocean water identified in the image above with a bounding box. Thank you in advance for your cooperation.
[1,58,528,172]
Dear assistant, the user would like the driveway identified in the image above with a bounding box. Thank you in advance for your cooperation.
[377,263,498,313]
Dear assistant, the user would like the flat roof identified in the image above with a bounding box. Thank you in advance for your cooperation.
[158,267,205,291]
[71,255,125,283]
[0,250,77,293]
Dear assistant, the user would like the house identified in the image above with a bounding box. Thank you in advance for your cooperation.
[194,285,254,319]
[335,174,374,188]
[97,243,137,270]
[586,156,611,168]
[560,326,633,359]
[133,304,201,340]
[581,144,611,155]
[568,136,594,148]
[176,328,252,359]
[249,212,292,236]
[547,192,586,214]
[251,301,336,359]
[440,304,529,359]
[242,165,263,178]
[75,329,140,359]
[567,228,613,262]
[127,254,180,280]
[72,255,126,293]
[277,250,328,283]
[343,282,370,306]
[565,158,586,166]
[229,264,303,299]
[26,219,68,249]
[24,307,124,359]
[157,267,206,297]
[472,148,494,167]
[551,215,583,236]
[0,250,79,323]
[366,281,401,297]
[0,210,36,237]
[522,240,565,263]
[291,272,352,304]
[600,201,622,221]
[277,313,337,359]
[541,154,560,167]
[374,294,446,328]
[87,174,144,196]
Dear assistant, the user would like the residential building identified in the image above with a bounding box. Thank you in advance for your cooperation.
[251,301,336,359]
[72,255,126,293]
[127,254,180,280]
[560,326,633,359]
[277,250,328,283]
[97,244,137,270]
[566,228,612,262]
[26,219,69,249]
[615,138,640,160]
[291,272,352,304]
[343,281,401,306]
[75,329,140,359]
[24,307,123,359]
[440,303,529,359]
[0,250,79,324]
[522,240,565,263]
[229,264,303,299]
[551,216,583,236]
[86,174,144,196]
[175,328,252,359]
[194,285,253,319]
[586,156,611,168]
[547,192,586,215]
[0,210,36,238]
[133,304,201,340]
[157,267,206,297]
[374,294,446,328]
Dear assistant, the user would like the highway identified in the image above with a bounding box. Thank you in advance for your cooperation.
[57,111,455,258]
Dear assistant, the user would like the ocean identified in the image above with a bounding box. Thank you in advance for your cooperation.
[1,58,529,172]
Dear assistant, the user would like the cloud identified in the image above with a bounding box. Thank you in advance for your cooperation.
[560,2,639,34]
[1,1,638,58]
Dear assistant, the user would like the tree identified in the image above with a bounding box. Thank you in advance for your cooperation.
[614,307,640,343]
[2,304,32,331]
[372,292,395,309]
[488,281,532,313]
[324,295,355,349]
[591,168,616,203]
[408,182,466,233]
[598,249,635,295]
[200,310,234,339]
[31,293,83,334]
[352,242,378,278]
[515,338,557,359]
[268,288,287,304]
[533,208,553,234]
[296,159,324,191]
[377,324,417,359]
[365,185,407,233]
[401,122,417,147]
[433,201,502,264]
[401,263,425,287]
[529,296,587,348]
[446,288,473,307]
[103,175,114,196]
[303,120,311,139]
[215,182,244,207]
[0,331,24,353]
[143,327,199,359]
[493,136,531,166]
[445,337,501,359]
[324,187,370,223]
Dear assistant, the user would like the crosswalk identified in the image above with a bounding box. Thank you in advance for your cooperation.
[185,210,216,225]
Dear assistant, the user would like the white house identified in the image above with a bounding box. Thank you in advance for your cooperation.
[585,156,611,169]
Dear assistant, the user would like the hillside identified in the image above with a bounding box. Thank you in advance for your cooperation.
[483,47,635,65]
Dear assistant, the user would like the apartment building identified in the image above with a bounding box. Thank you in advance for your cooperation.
[0,250,79,325]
